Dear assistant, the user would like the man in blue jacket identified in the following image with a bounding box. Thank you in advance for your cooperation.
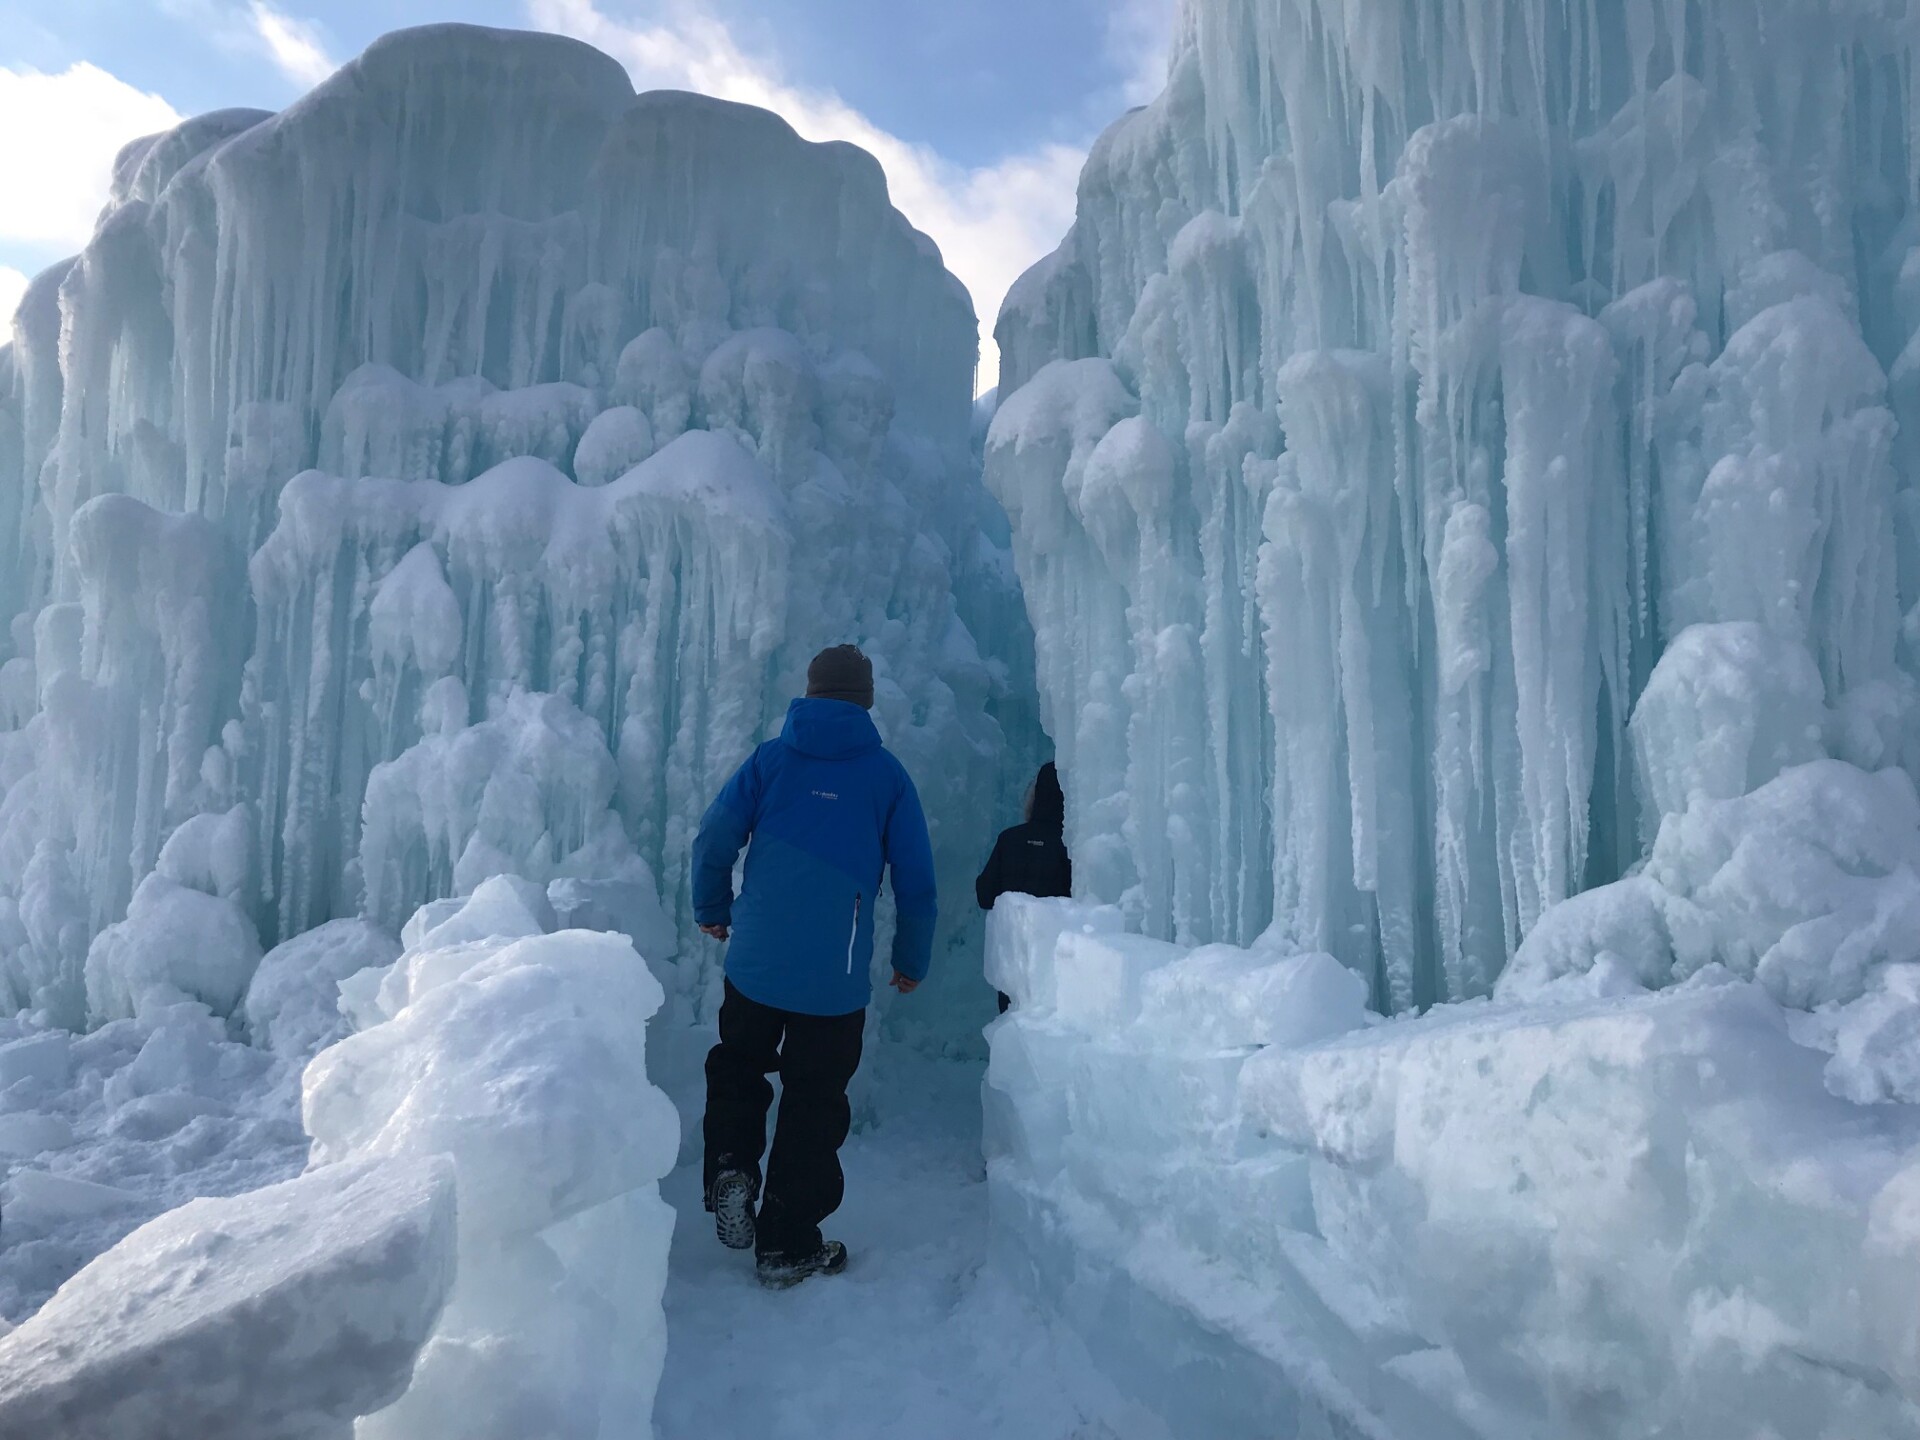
[691,644,938,1289]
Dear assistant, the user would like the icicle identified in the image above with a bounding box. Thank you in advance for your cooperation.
[0,32,1030,1040]
[981,0,1920,1009]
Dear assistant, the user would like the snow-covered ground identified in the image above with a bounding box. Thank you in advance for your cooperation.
[0,1010,306,1322]
[655,1043,1127,1440]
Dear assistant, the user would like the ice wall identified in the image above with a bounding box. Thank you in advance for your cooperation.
[0,24,1036,1032]
[985,895,1920,1439]
[987,0,1920,1007]
[304,878,679,1439]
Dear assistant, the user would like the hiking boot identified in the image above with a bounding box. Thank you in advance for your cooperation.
[756,1240,849,1290]
[709,1170,757,1251]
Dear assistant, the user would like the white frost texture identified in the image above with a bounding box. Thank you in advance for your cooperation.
[0,22,1037,1038]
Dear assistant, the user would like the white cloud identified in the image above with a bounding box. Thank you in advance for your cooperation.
[0,64,183,250]
[527,0,1086,393]
[1106,0,1180,107]
[0,266,28,326]
[247,2,337,90]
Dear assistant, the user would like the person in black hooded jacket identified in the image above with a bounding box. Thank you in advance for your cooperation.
[975,762,1072,1012]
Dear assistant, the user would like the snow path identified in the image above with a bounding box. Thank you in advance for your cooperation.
[653,1044,1118,1440]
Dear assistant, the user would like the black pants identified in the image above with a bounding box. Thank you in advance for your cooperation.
[703,979,865,1258]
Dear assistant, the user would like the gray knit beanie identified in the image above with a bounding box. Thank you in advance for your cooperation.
[806,644,874,709]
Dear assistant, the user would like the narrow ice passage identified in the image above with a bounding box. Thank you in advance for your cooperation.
[653,1045,1118,1440]
[6,3,1920,1434]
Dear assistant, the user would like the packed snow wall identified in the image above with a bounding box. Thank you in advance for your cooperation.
[0,24,1038,1035]
[987,0,1920,1009]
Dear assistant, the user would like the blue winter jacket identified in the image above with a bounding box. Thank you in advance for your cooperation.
[691,698,938,1016]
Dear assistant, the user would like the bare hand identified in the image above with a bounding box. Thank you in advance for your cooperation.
[889,971,919,995]
[700,923,730,941]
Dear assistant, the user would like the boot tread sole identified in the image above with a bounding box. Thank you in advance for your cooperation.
[712,1173,756,1251]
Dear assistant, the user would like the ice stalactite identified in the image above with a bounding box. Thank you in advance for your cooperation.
[987,363,1143,911]
[987,0,1920,1008]
[240,434,792,957]
[0,23,1035,1035]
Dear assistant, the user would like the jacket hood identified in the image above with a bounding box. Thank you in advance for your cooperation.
[1027,761,1065,835]
[781,697,883,760]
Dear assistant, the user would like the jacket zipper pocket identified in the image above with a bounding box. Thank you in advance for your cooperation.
[847,894,861,975]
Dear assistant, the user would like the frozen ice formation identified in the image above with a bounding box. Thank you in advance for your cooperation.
[303,880,680,1439]
[84,818,262,1026]
[0,27,1028,1431]
[973,2,1920,1434]
[0,22,1036,1033]
[985,895,1920,1438]
[243,918,402,1062]
[1501,756,1920,1108]
[8,2,1920,1434]
[0,1154,455,1440]
[0,1003,312,1323]
[987,0,1920,1013]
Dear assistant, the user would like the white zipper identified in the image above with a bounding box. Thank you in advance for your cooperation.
[847,894,861,974]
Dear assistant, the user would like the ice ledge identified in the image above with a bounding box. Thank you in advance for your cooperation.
[984,894,1920,1439]
[0,1156,456,1440]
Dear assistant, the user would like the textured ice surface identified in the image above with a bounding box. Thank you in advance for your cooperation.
[1504,759,1920,1006]
[304,883,679,1440]
[0,1155,454,1440]
[987,0,1920,1015]
[0,835,674,1436]
[0,1006,309,1322]
[985,896,1920,1439]
[0,21,1037,1039]
[243,919,401,1061]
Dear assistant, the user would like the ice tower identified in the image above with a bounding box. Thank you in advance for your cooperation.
[987,0,1920,1010]
[0,25,1036,1034]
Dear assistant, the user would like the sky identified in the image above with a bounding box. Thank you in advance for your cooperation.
[0,0,1179,389]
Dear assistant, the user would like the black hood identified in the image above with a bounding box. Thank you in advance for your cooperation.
[1028,762,1064,835]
